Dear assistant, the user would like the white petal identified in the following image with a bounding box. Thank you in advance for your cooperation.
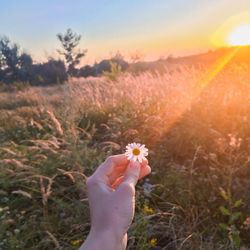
[130,155,134,161]
[127,154,133,160]
[141,148,148,154]
[138,155,143,163]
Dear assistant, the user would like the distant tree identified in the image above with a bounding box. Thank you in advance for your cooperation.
[94,52,129,76]
[0,37,20,82]
[112,57,129,71]
[57,28,87,77]
[130,50,144,63]
[78,65,97,77]
[110,50,124,61]
[95,59,112,75]
[32,59,67,85]
[0,36,34,83]
[111,51,129,71]
[0,36,68,87]
[18,53,33,82]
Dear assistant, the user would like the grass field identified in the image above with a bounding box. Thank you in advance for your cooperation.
[0,61,249,249]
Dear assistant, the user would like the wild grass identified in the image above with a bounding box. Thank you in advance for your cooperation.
[0,62,249,249]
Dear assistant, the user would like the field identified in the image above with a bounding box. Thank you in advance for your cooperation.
[0,59,249,249]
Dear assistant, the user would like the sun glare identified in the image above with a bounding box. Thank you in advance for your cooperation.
[227,24,250,46]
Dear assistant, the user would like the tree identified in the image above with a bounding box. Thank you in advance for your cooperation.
[32,59,67,85]
[94,51,129,76]
[78,65,97,77]
[130,50,144,63]
[0,37,20,82]
[18,53,33,82]
[57,28,87,77]
[0,36,67,86]
[0,36,34,83]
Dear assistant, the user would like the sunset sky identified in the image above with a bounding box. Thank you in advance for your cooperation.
[1,0,250,64]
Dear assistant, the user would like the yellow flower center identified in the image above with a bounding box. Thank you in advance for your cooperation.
[132,148,141,156]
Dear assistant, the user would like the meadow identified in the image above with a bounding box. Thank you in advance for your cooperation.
[0,60,249,249]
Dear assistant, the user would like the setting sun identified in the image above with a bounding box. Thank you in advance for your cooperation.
[227,24,250,46]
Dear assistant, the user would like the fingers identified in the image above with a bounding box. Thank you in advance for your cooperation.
[108,165,127,185]
[114,162,140,199]
[96,154,129,177]
[108,157,148,185]
[92,154,150,188]
[111,175,124,189]
[139,165,151,179]
[112,164,151,189]
[121,161,141,187]
[141,158,149,168]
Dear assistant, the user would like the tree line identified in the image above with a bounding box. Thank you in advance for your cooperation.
[0,29,129,87]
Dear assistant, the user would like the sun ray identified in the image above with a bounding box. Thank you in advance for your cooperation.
[200,47,239,88]
[151,47,240,148]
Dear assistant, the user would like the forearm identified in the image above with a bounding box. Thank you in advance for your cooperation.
[79,229,126,250]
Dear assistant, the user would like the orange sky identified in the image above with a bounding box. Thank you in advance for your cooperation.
[1,0,250,64]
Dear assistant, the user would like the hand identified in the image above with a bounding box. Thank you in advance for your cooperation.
[80,154,151,250]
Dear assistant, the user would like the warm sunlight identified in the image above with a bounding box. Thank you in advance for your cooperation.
[227,24,250,46]
[211,12,250,47]
[1,1,250,249]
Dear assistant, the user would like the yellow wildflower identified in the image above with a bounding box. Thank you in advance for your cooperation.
[150,238,157,246]
[71,239,83,245]
[144,205,153,214]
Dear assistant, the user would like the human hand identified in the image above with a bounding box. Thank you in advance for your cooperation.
[80,154,151,250]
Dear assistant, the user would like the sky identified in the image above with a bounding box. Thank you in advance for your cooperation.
[1,0,250,64]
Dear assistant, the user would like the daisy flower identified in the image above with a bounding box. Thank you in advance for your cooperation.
[125,142,148,163]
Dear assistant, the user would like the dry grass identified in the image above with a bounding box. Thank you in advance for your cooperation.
[0,62,249,249]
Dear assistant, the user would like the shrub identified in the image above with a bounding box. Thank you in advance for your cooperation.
[103,61,122,81]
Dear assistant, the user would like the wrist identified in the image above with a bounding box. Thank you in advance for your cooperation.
[80,227,126,250]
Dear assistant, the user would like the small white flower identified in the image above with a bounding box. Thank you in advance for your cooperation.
[125,142,148,163]
[14,229,20,234]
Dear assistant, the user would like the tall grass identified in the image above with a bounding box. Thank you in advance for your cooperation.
[0,62,249,249]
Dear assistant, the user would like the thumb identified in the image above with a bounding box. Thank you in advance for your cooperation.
[122,161,140,186]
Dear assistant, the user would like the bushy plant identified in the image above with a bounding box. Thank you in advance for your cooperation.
[103,61,122,81]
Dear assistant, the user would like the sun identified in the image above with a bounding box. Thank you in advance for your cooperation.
[227,24,250,46]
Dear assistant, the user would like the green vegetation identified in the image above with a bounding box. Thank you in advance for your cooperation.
[0,36,68,86]
[103,61,122,81]
[0,31,129,88]
[0,61,249,249]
